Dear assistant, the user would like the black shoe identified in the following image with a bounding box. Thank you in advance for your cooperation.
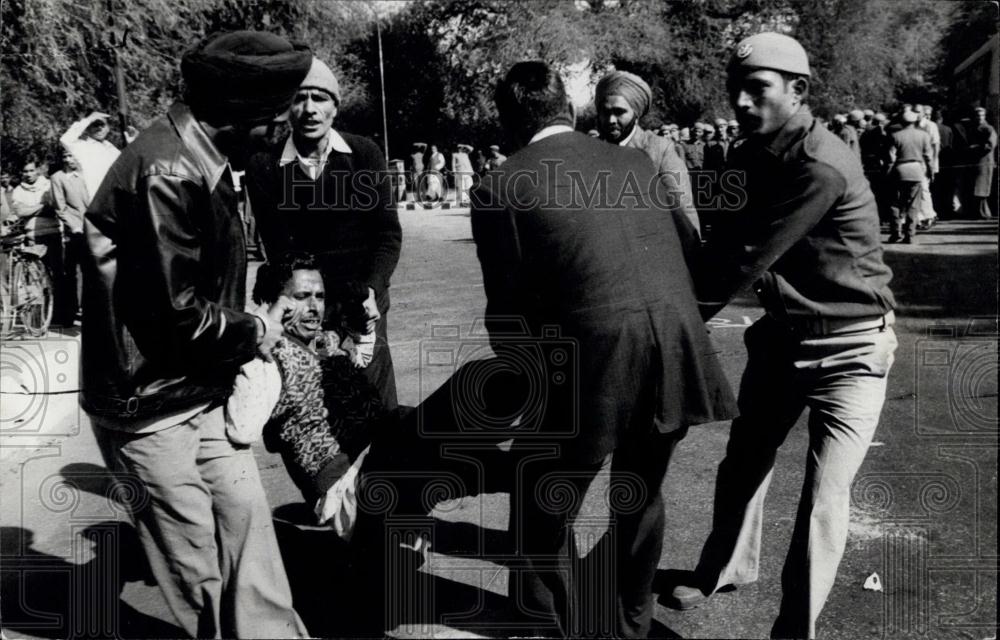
[902,236,914,244]
[886,234,901,244]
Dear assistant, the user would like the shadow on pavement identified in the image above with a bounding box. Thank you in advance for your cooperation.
[884,247,998,318]
[0,524,182,639]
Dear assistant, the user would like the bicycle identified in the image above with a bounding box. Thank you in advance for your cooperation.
[0,226,54,338]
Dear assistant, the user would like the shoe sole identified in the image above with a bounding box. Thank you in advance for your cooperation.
[660,592,707,611]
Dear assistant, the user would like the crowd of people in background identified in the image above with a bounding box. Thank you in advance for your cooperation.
[0,24,996,640]
[396,100,996,236]
[0,90,995,333]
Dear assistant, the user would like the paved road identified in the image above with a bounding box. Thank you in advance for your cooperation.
[1,209,996,639]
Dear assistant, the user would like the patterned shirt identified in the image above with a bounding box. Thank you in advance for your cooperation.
[267,336,384,502]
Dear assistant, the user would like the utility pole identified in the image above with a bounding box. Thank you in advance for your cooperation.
[105,0,130,145]
[370,2,390,162]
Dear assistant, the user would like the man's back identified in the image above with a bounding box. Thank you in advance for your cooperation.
[891,126,932,180]
[475,131,696,320]
[471,130,732,460]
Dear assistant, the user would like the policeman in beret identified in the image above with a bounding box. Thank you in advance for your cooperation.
[667,32,897,639]
[83,30,313,637]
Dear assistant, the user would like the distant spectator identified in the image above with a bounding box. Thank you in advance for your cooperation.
[423,144,446,202]
[0,168,15,306]
[831,113,860,155]
[932,108,959,217]
[965,106,997,219]
[11,155,64,320]
[451,143,474,206]
[59,111,121,199]
[471,147,487,175]
[848,109,866,135]
[486,144,507,170]
[682,123,704,170]
[887,107,932,243]
[860,112,894,223]
[50,150,90,324]
[408,142,426,200]
[915,105,939,229]
[0,169,15,235]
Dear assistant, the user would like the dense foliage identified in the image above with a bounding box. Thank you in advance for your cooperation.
[0,0,990,169]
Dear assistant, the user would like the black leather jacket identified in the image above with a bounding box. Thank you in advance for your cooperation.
[82,102,257,421]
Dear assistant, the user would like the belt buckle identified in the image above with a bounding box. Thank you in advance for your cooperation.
[125,397,139,415]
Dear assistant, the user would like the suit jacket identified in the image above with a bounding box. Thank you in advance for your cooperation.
[246,132,401,312]
[470,130,735,464]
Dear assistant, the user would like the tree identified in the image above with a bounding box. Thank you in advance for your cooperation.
[0,0,375,169]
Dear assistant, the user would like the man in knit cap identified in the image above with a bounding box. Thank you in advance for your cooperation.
[83,30,313,638]
[667,32,897,639]
[596,69,700,233]
[248,55,402,412]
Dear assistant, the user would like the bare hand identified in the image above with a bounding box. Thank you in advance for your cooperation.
[256,296,296,360]
[362,287,380,334]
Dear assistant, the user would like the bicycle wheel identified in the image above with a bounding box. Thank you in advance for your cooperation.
[0,284,12,338]
[14,258,53,337]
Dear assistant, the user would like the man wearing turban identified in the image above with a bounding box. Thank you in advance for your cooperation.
[596,70,701,234]
[82,31,313,638]
[248,56,403,412]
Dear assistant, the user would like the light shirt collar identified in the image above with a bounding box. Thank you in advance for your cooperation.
[529,124,574,145]
[279,129,352,179]
[618,125,638,147]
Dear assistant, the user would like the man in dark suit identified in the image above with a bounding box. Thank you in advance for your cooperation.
[247,56,402,409]
[469,61,734,638]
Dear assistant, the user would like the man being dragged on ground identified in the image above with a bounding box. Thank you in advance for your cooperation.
[234,251,385,531]
[243,250,520,544]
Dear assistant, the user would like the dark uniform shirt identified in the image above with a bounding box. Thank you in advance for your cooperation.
[698,107,895,322]
[860,126,893,176]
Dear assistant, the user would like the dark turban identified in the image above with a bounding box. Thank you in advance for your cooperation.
[596,71,653,118]
[182,30,313,126]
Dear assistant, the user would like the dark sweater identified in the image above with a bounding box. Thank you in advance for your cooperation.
[247,132,402,309]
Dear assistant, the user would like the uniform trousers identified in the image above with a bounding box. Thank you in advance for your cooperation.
[95,405,306,638]
[691,316,896,639]
[889,180,922,238]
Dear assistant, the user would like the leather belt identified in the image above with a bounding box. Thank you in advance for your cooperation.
[775,311,895,337]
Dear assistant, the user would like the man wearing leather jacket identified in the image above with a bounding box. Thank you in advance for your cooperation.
[81,31,313,638]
